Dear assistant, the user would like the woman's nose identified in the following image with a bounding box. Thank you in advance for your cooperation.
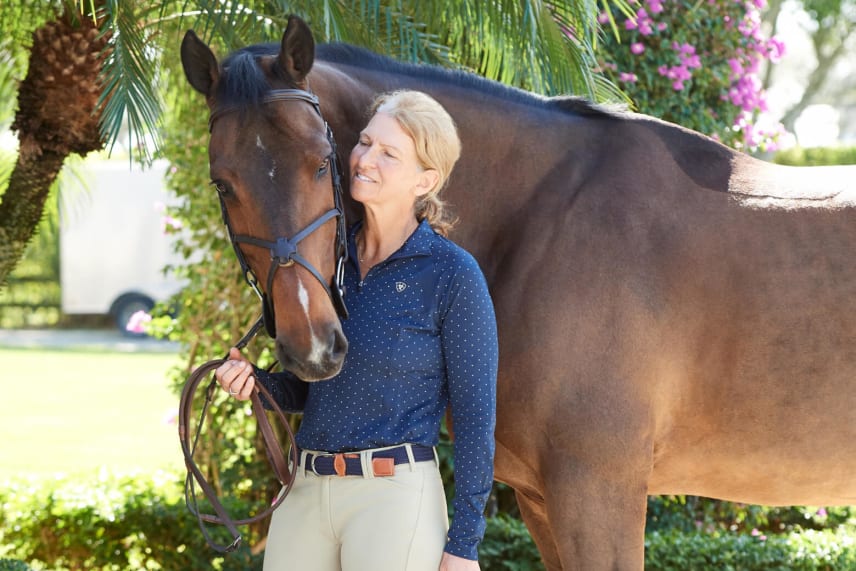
[356,144,379,167]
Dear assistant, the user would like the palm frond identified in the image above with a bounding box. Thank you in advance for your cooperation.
[99,0,163,165]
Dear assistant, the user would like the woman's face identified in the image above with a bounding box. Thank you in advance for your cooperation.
[349,111,435,211]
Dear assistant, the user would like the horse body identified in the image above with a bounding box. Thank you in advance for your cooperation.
[182,21,856,570]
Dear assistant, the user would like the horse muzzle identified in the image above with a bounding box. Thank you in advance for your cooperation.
[275,325,348,381]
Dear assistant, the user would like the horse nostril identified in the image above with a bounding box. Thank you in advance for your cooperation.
[330,329,348,361]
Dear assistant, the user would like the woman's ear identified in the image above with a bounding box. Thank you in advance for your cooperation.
[414,169,440,197]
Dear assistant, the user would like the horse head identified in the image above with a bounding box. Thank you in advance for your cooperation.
[180,16,347,381]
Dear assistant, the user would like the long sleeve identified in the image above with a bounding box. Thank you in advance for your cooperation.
[440,255,498,560]
[253,367,308,413]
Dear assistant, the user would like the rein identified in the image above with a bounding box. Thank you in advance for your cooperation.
[178,317,298,553]
[179,87,349,553]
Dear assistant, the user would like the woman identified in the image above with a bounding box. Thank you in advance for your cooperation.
[215,90,498,571]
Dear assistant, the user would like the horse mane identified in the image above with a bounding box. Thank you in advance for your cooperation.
[217,41,620,119]
[316,43,619,119]
[216,43,285,108]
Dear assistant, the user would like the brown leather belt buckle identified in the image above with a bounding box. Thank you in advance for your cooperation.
[334,454,346,476]
[372,457,395,477]
[333,453,359,477]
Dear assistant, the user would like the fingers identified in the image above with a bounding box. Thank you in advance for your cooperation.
[228,346,248,362]
[236,375,255,401]
[214,353,256,401]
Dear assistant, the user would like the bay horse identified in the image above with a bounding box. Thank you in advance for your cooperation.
[180,16,856,570]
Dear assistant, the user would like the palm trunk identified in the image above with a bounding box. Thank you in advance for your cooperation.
[0,8,109,286]
[0,150,65,284]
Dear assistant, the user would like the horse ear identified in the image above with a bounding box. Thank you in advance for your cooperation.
[181,30,219,97]
[279,15,315,84]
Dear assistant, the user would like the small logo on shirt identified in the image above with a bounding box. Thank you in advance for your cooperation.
[395,281,407,293]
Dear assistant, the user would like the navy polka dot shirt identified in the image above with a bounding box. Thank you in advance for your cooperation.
[257,218,498,560]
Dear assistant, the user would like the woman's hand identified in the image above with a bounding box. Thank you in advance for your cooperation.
[439,552,480,571]
[214,347,256,401]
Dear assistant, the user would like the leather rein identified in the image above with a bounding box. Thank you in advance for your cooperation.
[178,87,348,553]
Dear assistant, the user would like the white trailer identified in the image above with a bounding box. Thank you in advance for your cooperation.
[59,159,185,332]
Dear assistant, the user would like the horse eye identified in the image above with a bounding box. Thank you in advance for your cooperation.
[210,181,229,195]
[317,158,330,177]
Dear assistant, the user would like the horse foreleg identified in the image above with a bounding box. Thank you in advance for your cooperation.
[515,489,563,571]
[543,460,650,571]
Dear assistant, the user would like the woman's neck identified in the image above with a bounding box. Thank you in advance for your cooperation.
[358,207,419,273]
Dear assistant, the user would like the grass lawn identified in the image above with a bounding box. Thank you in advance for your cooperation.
[2,347,184,480]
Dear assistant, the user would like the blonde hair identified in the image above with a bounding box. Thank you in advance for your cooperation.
[370,90,461,236]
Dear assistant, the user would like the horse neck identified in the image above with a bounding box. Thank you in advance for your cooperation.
[311,62,596,272]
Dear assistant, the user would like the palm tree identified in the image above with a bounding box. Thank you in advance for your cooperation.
[0,2,109,284]
[0,0,627,285]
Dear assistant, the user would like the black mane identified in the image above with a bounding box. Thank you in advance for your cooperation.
[216,43,282,108]
[316,43,616,119]
[217,41,617,119]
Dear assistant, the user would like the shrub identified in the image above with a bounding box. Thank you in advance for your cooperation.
[480,515,545,570]
[597,0,786,152]
[0,560,33,571]
[647,496,854,536]
[0,473,542,570]
[645,528,856,570]
[773,146,856,167]
[0,473,263,571]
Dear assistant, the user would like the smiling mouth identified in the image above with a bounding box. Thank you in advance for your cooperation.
[354,172,375,183]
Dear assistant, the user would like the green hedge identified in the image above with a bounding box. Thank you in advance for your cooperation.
[3,475,856,570]
[0,474,539,571]
[773,146,856,167]
[646,529,856,570]
[0,474,263,571]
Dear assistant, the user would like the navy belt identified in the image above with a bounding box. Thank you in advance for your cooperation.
[299,444,435,477]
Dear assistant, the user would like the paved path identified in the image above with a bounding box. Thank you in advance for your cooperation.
[0,328,180,353]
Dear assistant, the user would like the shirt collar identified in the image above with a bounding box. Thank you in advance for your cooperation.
[348,218,435,269]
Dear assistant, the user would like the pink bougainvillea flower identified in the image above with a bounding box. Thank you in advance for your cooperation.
[630,42,645,54]
[161,215,183,233]
[126,310,152,333]
[619,72,639,83]
[682,54,701,68]
[766,36,786,61]
[647,0,664,13]
[672,80,685,91]
[727,57,744,77]
[162,409,178,426]
[672,42,696,55]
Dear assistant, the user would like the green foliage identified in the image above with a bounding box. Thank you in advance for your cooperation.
[0,474,263,571]
[0,560,33,571]
[98,0,163,165]
[0,475,543,570]
[480,515,546,570]
[645,528,856,570]
[648,496,854,536]
[773,145,856,166]
[597,0,785,152]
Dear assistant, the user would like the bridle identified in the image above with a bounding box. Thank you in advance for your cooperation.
[212,88,349,337]
[179,87,349,553]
